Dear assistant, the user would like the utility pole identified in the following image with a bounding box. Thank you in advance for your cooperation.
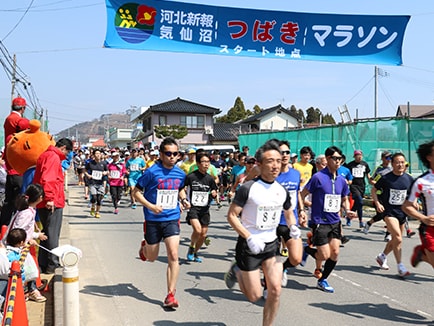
[374,66,378,119]
[10,54,16,101]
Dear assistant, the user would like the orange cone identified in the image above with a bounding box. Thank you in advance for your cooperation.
[2,261,29,326]
[0,225,8,240]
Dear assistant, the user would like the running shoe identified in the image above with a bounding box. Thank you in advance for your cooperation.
[410,245,423,268]
[384,234,392,242]
[281,269,288,287]
[317,279,334,293]
[363,223,371,234]
[114,209,119,214]
[132,203,137,209]
[204,237,211,246]
[398,265,410,278]
[359,221,365,228]
[376,254,390,270]
[193,254,202,263]
[224,261,238,289]
[346,218,351,227]
[341,236,350,245]
[300,245,309,267]
[186,247,195,262]
[407,230,416,238]
[138,240,147,261]
[90,207,95,217]
[314,268,323,279]
[94,212,101,219]
[163,291,179,308]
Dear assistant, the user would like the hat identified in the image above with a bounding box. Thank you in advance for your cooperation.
[353,150,363,156]
[150,150,159,156]
[246,156,256,163]
[131,148,137,152]
[187,148,196,154]
[381,151,392,158]
[125,151,130,156]
[84,150,90,155]
[111,151,120,156]
[12,97,26,108]
[144,149,149,153]
[290,153,298,158]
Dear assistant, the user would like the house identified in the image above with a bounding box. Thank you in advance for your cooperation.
[209,123,240,148]
[108,128,133,149]
[396,105,434,118]
[238,104,299,132]
[132,97,221,149]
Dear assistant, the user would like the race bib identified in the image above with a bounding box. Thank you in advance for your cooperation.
[288,190,297,210]
[323,194,341,213]
[389,189,406,205]
[156,189,179,209]
[130,164,139,171]
[110,170,121,179]
[92,170,103,180]
[352,167,364,178]
[256,205,281,230]
[191,191,208,207]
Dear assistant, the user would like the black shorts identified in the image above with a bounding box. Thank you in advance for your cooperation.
[186,210,210,226]
[384,215,407,225]
[312,222,341,246]
[235,237,279,272]
[144,220,180,245]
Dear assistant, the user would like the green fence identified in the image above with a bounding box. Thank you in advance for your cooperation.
[239,117,434,176]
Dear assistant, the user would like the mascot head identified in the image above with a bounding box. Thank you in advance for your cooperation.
[6,119,55,174]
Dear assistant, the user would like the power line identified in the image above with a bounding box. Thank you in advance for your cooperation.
[2,0,35,42]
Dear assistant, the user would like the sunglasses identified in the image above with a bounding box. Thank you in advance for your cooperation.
[164,151,179,157]
[281,150,290,155]
[330,156,343,161]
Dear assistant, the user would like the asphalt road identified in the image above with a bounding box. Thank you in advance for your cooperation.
[63,184,434,326]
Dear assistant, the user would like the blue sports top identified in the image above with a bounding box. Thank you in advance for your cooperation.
[276,168,301,225]
[305,168,350,225]
[135,161,186,222]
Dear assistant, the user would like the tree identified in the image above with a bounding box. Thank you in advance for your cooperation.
[216,97,249,123]
[154,125,188,140]
[253,105,262,114]
[306,107,321,123]
[322,113,336,124]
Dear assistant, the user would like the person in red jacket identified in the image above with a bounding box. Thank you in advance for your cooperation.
[33,138,73,274]
[0,97,30,226]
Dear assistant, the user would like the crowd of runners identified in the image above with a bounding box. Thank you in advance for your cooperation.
[65,136,434,326]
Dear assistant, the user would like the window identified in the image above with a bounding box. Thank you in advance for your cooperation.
[159,115,167,126]
[180,115,204,128]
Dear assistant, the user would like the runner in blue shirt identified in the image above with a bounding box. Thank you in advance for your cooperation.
[133,137,190,309]
[301,146,356,293]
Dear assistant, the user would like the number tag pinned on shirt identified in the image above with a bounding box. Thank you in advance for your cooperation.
[156,190,179,209]
[191,191,208,207]
[389,189,406,205]
[256,205,281,230]
[92,170,103,180]
[323,194,341,213]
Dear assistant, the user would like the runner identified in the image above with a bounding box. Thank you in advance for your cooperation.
[133,137,190,309]
[126,149,146,209]
[184,151,218,263]
[402,140,434,269]
[301,146,356,293]
[371,153,413,277]
[107,151,126,214]
[224,140,300,326]
[275,140,305,288]
[345,149,372,228]
[84,148,108,218]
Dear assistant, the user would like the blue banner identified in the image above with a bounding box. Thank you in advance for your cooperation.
[104,0,410,65]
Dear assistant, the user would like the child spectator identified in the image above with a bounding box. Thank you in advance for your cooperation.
[6,228,46,302]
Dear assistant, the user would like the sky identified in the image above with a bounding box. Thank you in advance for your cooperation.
[1,1,434,136]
